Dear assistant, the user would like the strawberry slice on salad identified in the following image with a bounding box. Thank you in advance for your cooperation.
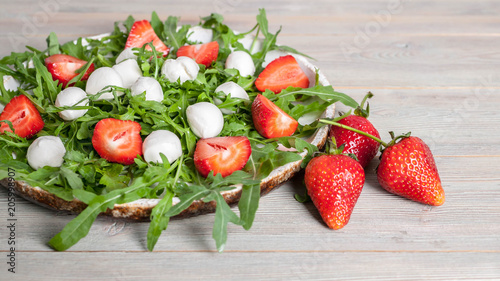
[255,55,309,94]
[251,94,298,139]
[91,118,143,165]
[125,20,170,56]
[45,54,95,88]
[176,41,219,67]
[194,136,251,178]
[0,95,44,138]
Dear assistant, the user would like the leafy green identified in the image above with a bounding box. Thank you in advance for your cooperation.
[0,9,358,252]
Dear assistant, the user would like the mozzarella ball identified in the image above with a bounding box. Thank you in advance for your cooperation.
[225,51,255,77]
[86,67,124,100]
[27,136,66,170]
[3,75,20,92]
[237,34,263,54]
[112,59,143,89]
[186,102,223,138]
[116,48,138,64]
[143,130,182,164]
[161,56,199,84]
[130,77,163,102]
[55,87,89,121]
[186,26,213,44]
[214,82,249,114]
[262,50,288,68]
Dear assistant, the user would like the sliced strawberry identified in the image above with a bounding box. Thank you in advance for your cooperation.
[251,94,298,139]
[177,41,219,67]
[194,136,251,178]
[255,55,309,94]
[91,118,142,165]
[125,20,169,56]
[0,95,44,138]
[45,54,95,88]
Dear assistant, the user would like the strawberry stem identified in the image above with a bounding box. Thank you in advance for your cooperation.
[319,118,389,147]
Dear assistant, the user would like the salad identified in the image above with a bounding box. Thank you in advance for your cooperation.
[0,9,357,252]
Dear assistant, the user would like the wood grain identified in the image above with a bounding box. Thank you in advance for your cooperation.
[0,0,499,280]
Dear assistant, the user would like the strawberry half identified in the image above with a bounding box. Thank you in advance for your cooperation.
[0,95,44,138]
[91,118,143,165]
[252,94,298,139]
[45,54,95,88]
[177,41,219,67]
[194,136,251,178]
[125,20,169,56]
[255,55,309,94]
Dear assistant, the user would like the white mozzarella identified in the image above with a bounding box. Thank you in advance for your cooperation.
[161,56,199,84]
[112,59,143,89]
[130,77,163,102]
[3,75,21,91]
[186,102,224,138]
[85,67,124,100]
[214,82,249,114]
[55,87,89,121]
[186,26,213,44]
[143,130,182,164]
[27,136,66,170]
[225,51,255,77]
[116,48,138,64]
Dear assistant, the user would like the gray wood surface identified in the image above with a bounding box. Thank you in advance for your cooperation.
[1,0,499,280]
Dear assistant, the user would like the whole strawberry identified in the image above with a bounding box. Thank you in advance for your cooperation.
[304,153,365,229]
[330,92,380,168]
[377,135,445,206]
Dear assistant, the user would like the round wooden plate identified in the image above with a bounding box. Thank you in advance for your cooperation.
[0,35,333,221]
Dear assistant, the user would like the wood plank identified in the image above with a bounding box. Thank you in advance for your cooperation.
[3,251,499,280]
[1,156,499,252]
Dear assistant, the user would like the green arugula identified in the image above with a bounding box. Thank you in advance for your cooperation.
[0,10,357,252]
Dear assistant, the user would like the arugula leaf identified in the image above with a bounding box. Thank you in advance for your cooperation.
[46,32,60,56]
[213,192,240,252]
[49,176,153,251]
[147,189,173,251]
[238,183,261,230]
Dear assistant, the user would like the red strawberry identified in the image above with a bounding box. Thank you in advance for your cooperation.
[0,95,44,138]
[125,20,169,56]
[194,136,251,177]
[45,54,95,88]
[91,118,142,165]
[330,93,380,168]
[251,94,298,138]
[177,41,219,67]
[377,135,445,206]
[255,55,309,94]
[304,153,365,230]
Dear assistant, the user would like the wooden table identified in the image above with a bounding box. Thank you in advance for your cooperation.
[1,0,499,280]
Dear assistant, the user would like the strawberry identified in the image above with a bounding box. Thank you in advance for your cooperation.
[45,54,95,88]
[377,135,445,206]
[255,55,309,94]
[125,20,169,56]
[329,92,380,168]
[177,41,219,67]
[251,94,298,138]
[194,136,251,178]
[91,118,142,165]
[304,153,365,230]
[0,95,44,138]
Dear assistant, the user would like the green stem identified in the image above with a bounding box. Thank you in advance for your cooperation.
[319,119,388,147]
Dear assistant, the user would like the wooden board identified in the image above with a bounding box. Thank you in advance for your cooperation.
[0,0,499,280]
